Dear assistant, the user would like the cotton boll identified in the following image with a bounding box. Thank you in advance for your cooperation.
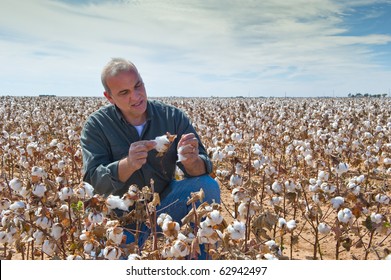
[271,181,282,194]
[103,246,122,260]
[226,220,245,240]
[170,240,190,258]
[32,183,47,198]
[309,178,317,185]
[31,166,47,178]
[88,212,104,224]
[317,170,329,181]
[347,182,360,196]
[51,223,64,240]
[284,180,296,193]
[286,220,297,231]
[224,144,235,153]
[127,185,139,199]
[252,144,263,155]
[231,187,247,203]
[162,220,180,239]
[277,217,286,228]
[229,174,243,187]
[356,174,365,183]
[161,246,174,259]
[157,213,172,227]
[35,216,53,230]
[212,149,225,162]
[0,198,11,211]
[42,240,57,257]
[331,196,344,209]
[83,241,94,254]
[79,231,88,241]
[198,220,214,237]
[264,253,279,260]
[337,208,353,223]
[9,178,22,192]
[238,201,258,221]
[58,187,73,201]
[0,231,9,244]
[235,162,244,175]
[370,213,383,224]
[128,253,141,260]
[66,255,83,260]
[318,223,331,234]
[231,132,242,142]
[270,196,282,206]
[153,133,177,154]
[335,162,349,176]
[107,227,124,245]
[205,210,223,226]
[56,177,64,184]
[75,182,94,199]
[106,195,128,211]
[253,159,262,169]
[375,194,390,205]
[264,239,281,256]
[9,201,26,211]
[19,187,31,199]
[32,230,45,245]
[320,183,336,194]
[57,160,66,170]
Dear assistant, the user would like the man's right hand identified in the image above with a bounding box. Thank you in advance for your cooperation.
[127,140,156,171]
[118,140,156,183]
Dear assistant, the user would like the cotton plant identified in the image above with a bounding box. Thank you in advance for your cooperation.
[2,96,391,261]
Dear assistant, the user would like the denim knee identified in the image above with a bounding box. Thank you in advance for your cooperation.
[195,174,221,204]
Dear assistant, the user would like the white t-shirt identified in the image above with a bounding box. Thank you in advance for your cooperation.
[134,123,146,136]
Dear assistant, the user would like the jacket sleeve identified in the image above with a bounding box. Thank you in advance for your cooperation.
[80,117,126,197]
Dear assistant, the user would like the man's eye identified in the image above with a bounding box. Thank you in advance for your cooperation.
[135,82,144,89]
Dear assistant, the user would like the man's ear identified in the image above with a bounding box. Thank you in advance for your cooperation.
[104,92,115,104]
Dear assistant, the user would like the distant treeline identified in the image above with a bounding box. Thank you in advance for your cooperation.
[39,94,56,97]
[348,93,388,98]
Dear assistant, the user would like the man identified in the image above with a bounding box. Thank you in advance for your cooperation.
[80,58,220,248]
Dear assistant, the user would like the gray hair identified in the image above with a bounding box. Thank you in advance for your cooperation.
[101,58,139,94]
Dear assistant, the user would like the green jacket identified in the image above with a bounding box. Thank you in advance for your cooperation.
[80,100,212,197]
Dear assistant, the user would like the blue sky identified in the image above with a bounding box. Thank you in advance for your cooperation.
[1,0,391,97]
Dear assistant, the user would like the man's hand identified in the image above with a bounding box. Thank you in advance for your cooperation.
[118,140,156,183]
[127,140,156,171]
[178,133,199,164]
[177,133,206,176]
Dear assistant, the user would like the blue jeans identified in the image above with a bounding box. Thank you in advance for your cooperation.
[123,174,221,258]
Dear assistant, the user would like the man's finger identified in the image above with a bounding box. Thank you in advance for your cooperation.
[131,140,156,150]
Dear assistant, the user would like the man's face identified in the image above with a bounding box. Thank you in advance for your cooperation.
[104,69,148,124]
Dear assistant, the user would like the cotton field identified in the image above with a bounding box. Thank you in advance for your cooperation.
[0,96,390,260]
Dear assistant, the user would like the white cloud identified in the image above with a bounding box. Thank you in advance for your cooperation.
[0,0,390,96]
